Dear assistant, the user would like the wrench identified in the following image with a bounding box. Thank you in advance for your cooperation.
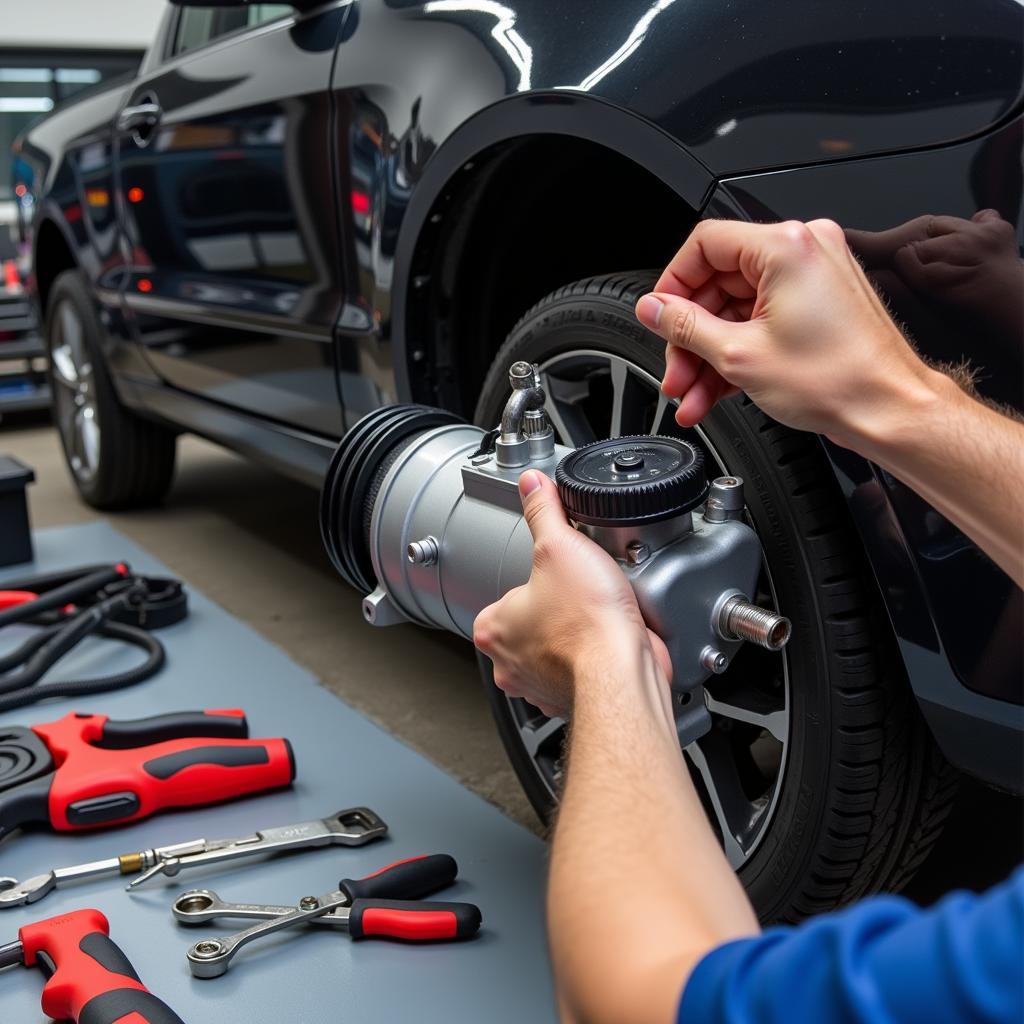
[177,854,482,978]
[0,807,387,907]
[174,887,352,928]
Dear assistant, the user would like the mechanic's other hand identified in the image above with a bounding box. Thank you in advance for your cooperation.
[635,219,939,449]
[473,470,671,719]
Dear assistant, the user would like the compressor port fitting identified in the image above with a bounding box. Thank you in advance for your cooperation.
[718,595,792,651]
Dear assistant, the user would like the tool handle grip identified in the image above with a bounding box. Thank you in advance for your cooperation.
[100,709,249,747]
[78,984,186,1024]
[45,733,295,830]
[347,900,481,942]
[340,854,457,901]
[19,909,185,1024]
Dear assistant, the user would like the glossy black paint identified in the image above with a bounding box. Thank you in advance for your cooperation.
[706,116,1024,784]
[19,0,1024,786]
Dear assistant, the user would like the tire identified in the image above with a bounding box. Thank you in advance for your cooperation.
[474,271,957,923]
[45,269,177,509]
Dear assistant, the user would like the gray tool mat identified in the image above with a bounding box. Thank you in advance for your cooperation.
[0,523,555,1023]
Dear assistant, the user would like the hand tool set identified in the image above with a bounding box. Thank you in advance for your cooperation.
[173,853,482,977]
[0,908,185,1023]
[0,807,388,907]
[0,561,187,713]
[0,555,485,1020]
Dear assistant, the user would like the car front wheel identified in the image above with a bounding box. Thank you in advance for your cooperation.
[475,271,957,923]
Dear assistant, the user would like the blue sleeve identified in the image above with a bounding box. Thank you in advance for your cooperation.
[679,867,1024,1024]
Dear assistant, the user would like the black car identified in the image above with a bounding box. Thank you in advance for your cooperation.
[17,0,1023,922]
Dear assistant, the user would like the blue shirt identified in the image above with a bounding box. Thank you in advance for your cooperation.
[679,867,1024,1023]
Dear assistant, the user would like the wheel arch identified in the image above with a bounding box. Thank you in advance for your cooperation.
[390,92,714,415]
[32,208,78,317]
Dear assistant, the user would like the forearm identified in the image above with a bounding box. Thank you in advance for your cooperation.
[549,639,759,1024]
[849,368,1024,588]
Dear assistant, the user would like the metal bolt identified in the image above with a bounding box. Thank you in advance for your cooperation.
[719,596,792,651]
[193,941,223,958]
[407,536,439,566]
[299,896,320,911]
[625,541,650,566]
[700,646,729,674]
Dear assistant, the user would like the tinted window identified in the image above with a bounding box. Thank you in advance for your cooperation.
[174,4,293,56]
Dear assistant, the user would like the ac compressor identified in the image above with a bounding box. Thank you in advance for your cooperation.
[320,361,790,746]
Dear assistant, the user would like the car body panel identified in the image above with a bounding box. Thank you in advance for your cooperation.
[705,120,1024,786]
[115,4,350,436]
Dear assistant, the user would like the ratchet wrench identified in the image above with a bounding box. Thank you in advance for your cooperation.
[176,854,482,977]
[0,807,387,907]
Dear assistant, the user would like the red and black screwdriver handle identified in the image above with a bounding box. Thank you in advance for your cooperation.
[17,908,185,1024]
[20,710,295,832]
[337,854,482,941]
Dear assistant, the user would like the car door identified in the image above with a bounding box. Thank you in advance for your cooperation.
[115,2,350,436]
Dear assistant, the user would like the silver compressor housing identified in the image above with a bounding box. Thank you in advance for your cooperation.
[320,362,790,746]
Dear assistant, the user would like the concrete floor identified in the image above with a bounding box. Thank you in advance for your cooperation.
[2,413,1020,901]
[2,413,539,832]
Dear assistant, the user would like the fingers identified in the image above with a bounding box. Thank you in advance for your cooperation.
[653,220,771,297]
[662,344,702,398]
[675,362,733,426]
[636,292,749,367]
[518,470,571,544]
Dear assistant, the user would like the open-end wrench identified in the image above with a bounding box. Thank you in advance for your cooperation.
[178,854,481,978]
[0,807,387,908]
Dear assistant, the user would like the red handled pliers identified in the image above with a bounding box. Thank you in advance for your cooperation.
[0,709,294,842]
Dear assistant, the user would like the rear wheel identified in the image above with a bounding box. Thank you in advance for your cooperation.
[475,272,957,922]
[46,270,177,509]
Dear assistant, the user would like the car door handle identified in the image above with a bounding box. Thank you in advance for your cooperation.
[117,102,161,135]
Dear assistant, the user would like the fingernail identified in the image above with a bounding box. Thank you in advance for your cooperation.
[519,470,541,497]
[636,294,664,328]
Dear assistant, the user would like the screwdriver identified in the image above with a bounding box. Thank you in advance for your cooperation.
[0,908,184,1023]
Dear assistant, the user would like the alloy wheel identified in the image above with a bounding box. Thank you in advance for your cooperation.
[49,299,101,486]
[505,348,791,869]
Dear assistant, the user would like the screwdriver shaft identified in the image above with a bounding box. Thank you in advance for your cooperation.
[0,937,23,970]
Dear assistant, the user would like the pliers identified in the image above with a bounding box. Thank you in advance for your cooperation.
[173,853,482,977]
[0,708,294,842]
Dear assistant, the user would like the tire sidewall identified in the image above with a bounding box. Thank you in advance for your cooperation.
[475,286,835,920]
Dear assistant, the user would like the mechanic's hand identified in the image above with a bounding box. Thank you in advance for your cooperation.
[473,470,671,719]
[634,219,938,450]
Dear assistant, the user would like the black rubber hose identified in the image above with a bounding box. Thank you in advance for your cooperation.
[0,621,165,714]
[0,565,126,630]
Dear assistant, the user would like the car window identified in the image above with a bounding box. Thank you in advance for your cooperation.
[173,4,293,57]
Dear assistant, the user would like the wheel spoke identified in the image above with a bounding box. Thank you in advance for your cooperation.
[50,347,79,389]
[649,391,669,435]
[685,732,756,869]
[705,694,787,743]
[541,373,597,447]
[79,407,100,474]
[522,715,565,758]
[607,356,628,438]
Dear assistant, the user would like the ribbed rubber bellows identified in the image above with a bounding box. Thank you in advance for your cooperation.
[555,435,708,526]
[320,405,464,593]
